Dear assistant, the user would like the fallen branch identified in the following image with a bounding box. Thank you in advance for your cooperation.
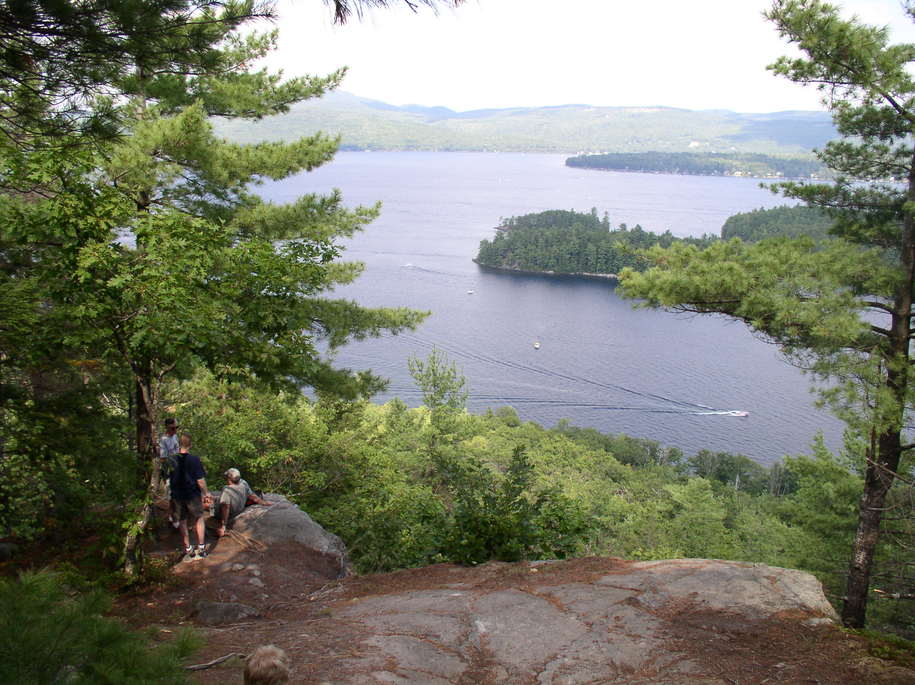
[185,652,245,671]
[873,588,915,600]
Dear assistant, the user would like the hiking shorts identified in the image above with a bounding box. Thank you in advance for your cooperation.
[172,497,204,521]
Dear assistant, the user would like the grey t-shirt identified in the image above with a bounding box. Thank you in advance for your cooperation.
[218,479,253,521]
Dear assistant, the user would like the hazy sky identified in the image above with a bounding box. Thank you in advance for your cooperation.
[265,0,915,113]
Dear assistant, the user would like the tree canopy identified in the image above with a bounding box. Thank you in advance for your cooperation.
[720,205,834,243]
[325,0,463,24]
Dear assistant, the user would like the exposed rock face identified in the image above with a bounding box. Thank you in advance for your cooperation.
[168,494,348,602]
[149,550,914,684]
[330,559,840,684]
[229,494,349,580]
[623,558,838,618]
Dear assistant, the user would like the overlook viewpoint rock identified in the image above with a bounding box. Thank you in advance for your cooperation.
[129,497,914,684]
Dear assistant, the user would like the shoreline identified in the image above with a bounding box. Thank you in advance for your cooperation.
[473,259,619,282]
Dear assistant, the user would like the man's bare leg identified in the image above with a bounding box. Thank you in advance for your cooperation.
[194,515,206,549]
[178,520,190,550]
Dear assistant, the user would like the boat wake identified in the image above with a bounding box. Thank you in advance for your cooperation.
[394,335,746,418]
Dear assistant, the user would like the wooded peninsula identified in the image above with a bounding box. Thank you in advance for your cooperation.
[566,152,826,179]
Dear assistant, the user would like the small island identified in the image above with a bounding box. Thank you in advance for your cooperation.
[475,209,715,278]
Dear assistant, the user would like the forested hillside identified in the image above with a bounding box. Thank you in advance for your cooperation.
[212,91,835,156]
[566,152,826,179]
[475,209,716,276]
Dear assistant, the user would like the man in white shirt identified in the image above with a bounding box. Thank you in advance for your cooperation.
[159,418,180,473]
[159,418,180,526]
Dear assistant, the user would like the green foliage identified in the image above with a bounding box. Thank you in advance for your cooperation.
[0,449,53,540]
[443,447,589,565]
[0,571,200,684]
[0,366,134,541]
[170,369,329,496]
[554,420,685,470]
[408,348,468,413]
[566,152,825,179]
[320,465,450,572]
[721,205,835,243]
[476,209,716,276]
[688,450,771,495]
[856,630,915,668]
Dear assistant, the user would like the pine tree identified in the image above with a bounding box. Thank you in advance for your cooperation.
[620,0,915,627]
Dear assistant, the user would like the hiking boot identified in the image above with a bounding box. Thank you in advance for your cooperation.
[195,545,207,559]
[182,546,195,562]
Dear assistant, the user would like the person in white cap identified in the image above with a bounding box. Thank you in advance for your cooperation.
[215,467,273,537]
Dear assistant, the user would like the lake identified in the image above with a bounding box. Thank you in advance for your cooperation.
[259,152,844,465]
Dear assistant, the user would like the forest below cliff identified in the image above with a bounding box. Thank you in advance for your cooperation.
[164,365,911,635]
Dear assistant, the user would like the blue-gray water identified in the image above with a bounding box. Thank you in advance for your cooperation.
[259,152,843,465]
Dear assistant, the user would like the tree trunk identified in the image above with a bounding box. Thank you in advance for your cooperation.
[122,375,160,578]
[841,433,903,627]
[135,379,153,471]
[122,461,162,578]
[842,153,915,627]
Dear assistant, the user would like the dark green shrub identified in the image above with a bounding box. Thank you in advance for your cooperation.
[0,571,200,684]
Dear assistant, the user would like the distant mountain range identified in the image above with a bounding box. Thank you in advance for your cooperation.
[213,91,836,156]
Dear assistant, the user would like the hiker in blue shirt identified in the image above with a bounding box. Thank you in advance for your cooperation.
[168,432,212,560]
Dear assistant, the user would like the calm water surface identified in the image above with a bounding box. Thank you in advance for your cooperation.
[260,152,843,465]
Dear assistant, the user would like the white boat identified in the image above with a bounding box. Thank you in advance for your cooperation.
[533,340,541,350]
[467,289,474,294]
[727,410,749,417]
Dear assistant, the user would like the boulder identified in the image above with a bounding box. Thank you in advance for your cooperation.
[229,494,349,579]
